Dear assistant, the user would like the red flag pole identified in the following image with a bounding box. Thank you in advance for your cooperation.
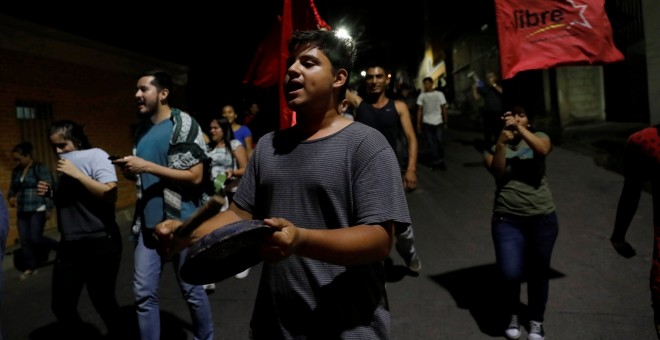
[309,0,331,30]
[279,0,294,129]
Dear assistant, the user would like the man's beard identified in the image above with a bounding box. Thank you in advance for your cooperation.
[139,101,158,117]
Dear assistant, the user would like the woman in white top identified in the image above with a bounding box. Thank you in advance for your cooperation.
[207,117,248,200]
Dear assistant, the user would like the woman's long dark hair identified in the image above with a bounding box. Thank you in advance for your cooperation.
[49,120,91,150]
[209,117,237,165]
[209,117,235,147]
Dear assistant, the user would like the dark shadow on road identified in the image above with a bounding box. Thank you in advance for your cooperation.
[454,137,488,154]
[384,257,419,283]
[27,305,192,340]
[7,244,56,273]
[29,322,103,340]
[430,263,565,337]
[453,137,488,168]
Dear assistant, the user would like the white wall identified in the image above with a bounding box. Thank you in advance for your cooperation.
[556,65,605,126]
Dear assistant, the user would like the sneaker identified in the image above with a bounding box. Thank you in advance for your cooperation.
[19,269,37,281]
[203,283,216,294]
[505,314,521,339]
[235,268,250,279]
[407,254,422,272]
[527,320,545,340]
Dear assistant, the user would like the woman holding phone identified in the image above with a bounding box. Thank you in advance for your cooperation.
[484,106,558,340]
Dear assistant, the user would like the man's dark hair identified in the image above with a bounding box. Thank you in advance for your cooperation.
[138,69,173,93]
[287,30,357,90]
[364,62,391,75]
[423,77,433,83]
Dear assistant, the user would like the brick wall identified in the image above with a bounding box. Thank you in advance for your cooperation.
[0,16,188,246]
[0,49,139,245]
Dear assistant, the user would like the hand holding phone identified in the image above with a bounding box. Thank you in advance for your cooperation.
[108,155,123,161]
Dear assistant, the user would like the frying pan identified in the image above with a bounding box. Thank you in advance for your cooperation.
[175,196,274,284]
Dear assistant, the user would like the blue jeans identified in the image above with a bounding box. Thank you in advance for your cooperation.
[133,230,214,340]
[422,123,445,165]
[491,212,558,322]
[17,211,58,270]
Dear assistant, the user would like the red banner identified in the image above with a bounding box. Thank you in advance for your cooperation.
[242,0,331,129]
[495,0,624,79]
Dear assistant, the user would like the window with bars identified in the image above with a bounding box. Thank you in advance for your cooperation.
[14,100,57,179]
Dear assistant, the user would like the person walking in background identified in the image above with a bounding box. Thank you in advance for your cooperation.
[8,141,58,280]
[222,104,254,156]
[484,106,558,340]
[207,116,248,211]
[113,70,213,340]
[206,116,249,282]
[36,120,122,338]
[416,76,449,170]
[243,101,278,146]
[609,124,660,339]
[0,189,9,340]
[347,66,418,185]
[242,101,259,127]
[399,83,418,122]
[346,63,422,272]
[337,89,354,120]
[155,29,409,339]
[472,71,504,149]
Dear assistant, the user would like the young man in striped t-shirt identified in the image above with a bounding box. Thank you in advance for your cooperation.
[157,30,411,339]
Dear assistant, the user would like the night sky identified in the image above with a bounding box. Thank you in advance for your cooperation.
[1,1,484,117]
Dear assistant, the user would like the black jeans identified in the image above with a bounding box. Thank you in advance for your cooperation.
[51,235,122,335]
[422,123,445,165]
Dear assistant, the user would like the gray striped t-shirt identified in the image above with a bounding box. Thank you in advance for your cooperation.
[234,122,410,339]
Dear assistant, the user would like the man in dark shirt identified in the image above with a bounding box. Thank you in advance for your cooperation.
[346,64,422,272]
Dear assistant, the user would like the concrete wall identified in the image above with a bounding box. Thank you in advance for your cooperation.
[556,66,605,126]
[645,0,660,125]
[0,15,188,245]
[450,26,501,116]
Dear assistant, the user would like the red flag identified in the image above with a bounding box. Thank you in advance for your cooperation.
[495,0,624,79]
[278,0,295,129]
[243,0,331,129]
[242,17,282,88]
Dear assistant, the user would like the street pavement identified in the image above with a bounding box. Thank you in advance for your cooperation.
[1,127,656,339]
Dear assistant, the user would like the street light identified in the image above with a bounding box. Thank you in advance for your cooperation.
[335,27,352,41]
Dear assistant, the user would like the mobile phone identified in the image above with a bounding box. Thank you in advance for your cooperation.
[108,155,123,161]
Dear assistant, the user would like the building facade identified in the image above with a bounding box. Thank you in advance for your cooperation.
[0,15,188,245]
[420,0,659,133]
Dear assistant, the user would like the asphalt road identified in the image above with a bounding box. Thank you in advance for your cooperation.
[1,128,655,339]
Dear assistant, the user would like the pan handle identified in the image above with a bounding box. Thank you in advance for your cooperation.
[174,195,225,237]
